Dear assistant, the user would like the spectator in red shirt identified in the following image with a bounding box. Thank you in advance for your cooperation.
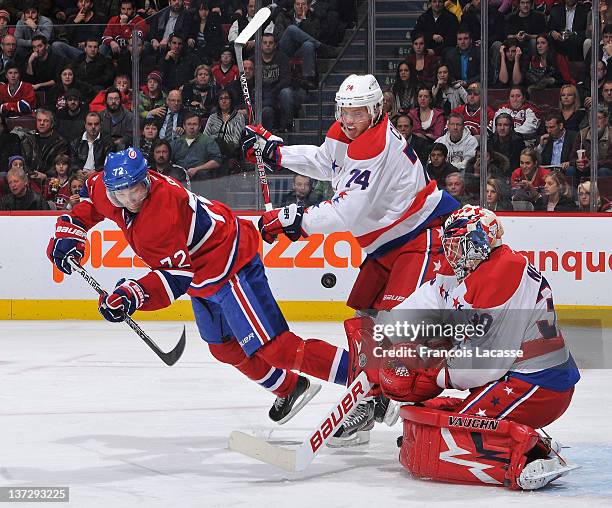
[101,0,149,57]
[408,86,446,144]
[212,47,239,89]
[44,153,73,210]
[0,64,36,116]
[511,147,550,196]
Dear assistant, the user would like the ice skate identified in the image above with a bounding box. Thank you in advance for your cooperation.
[517,456,580,490]
[374,394,400,426]
[269,375,321,425]
[326,399,375,448]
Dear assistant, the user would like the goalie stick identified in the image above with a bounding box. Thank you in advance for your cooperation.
[234,6,273,211]
[68,257,186,366]
[229,371,372,472]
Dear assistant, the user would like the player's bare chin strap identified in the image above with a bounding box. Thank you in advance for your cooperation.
[257,331,347,385]
[208,341,298,397]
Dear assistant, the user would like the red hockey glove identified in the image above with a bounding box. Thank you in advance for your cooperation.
[258,203,304,244]
[98,278,148,323]
[379,363,443,403]
[46,215,88,274]
[242,124,284,170]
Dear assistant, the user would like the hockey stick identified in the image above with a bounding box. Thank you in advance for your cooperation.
[229,371,372,472]
[68,257,186,366]
[234,7,273,211]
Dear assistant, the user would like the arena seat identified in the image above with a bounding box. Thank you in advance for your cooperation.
[6,114,36,132]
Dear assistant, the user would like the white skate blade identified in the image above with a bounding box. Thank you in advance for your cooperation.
[326,430,371,448]
[276,381,322,425]
[518,458,581,490]
[383,400,401,427]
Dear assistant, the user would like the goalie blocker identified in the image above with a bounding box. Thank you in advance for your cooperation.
[399,405,579,490]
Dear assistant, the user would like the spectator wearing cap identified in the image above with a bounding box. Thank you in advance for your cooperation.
[0,63,36,117]
[212,47,239,89]
[25,35,66,92]
[13,3,54,54]
[70,111,114,176]
[51,0,107,61]
[56,88,88,141]
[139,71,167,121]
[0,166,49,211]
[161,32,199,91]
[149,0,191,55]
[73,38,114,92]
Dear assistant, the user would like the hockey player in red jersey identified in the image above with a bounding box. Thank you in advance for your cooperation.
[352,205,580,489]
[47,148,349,424]
[243,74,460,441]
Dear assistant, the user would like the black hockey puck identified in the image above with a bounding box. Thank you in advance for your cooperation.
[321,273,337,288]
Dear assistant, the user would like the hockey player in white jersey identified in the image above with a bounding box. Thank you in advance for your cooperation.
[243,74,460,442]
[350,205,580,489]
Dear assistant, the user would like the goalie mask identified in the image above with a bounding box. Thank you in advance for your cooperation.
[442,205,504,280]
[335,74,383,137]
[103,147,150,212]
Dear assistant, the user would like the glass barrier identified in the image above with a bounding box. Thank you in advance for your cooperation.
[0,1,605,213]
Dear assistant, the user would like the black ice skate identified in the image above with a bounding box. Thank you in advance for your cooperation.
[329,399,376,446]
[373,394,400,426]
[269,375,321,425]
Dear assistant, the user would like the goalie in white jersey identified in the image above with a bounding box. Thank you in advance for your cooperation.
[349,206,580,489]
[243,74,459,440]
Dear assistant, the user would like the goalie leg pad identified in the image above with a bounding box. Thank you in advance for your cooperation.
[399,405,576,490]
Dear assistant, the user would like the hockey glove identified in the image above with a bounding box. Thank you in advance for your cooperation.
[98,278,148,323]
[379,363,444,403]
[242,124,284,170]
[258,203,304,244]
[46,215,88,274]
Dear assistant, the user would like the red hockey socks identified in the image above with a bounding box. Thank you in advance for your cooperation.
[256,331,348,385]
[208,341,297,397]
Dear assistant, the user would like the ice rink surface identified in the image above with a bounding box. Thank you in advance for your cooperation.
[1,320,611,508]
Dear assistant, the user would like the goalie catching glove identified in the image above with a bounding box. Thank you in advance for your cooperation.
[258,203,304,243]
[99,278,148,323]
[242,124,283,170]
[46,215,88,274]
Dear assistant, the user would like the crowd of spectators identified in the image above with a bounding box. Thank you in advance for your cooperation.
[0,0,609,213]
[380,0,612,212]
[0,0,352,210]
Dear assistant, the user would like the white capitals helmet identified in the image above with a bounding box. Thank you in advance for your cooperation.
[335,74,384,131]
